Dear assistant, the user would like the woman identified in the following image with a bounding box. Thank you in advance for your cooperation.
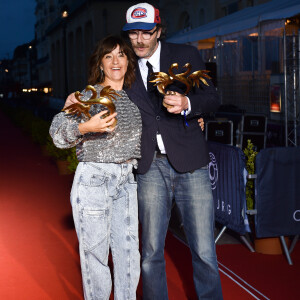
[49,36,141,300]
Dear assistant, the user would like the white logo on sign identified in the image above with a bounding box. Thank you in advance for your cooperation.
[216,199,232,215]
[209,152,218,190]
[293,210,300,221]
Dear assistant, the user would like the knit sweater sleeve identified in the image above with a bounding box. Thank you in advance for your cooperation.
[49,87,95,149]
[49,112,83,149]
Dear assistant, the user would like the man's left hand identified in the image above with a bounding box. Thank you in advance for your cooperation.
[163,92,188,114]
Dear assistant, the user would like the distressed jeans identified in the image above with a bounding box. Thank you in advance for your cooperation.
[71,162,140,300]
[137,156,223,300]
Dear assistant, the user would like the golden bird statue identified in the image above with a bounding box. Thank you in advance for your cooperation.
[63,85,120,129]
[186,68,211,94]
[149,62,211,96]
[149,63,179,95]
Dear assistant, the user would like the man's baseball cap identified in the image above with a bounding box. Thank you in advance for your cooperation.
[122,3,161,31]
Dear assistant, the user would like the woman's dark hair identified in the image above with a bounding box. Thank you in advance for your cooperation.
[88,35,136,88]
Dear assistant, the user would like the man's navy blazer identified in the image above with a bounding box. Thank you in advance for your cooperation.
[125,41,220,174]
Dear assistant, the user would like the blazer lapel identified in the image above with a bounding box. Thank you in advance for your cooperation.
[126,67,157,112]
[159,42,187,95]
[160,42,172,73]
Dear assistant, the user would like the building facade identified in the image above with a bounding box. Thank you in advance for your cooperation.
[32,0,273,99]
[35,0,58,93]
[12,42,38,92]
[45,0,140,98]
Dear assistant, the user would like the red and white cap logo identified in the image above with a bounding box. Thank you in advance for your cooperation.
[123,3,161,31]
[131,7,147,19]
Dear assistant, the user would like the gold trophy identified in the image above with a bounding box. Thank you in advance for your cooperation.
[149,63,211,108]
[63,85,120,130]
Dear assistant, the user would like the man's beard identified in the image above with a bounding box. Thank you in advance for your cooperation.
[133,43,154,58]
[134,42,148,49]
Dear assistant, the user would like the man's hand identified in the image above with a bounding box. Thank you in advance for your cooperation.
[198,118,204,131]
[63,92,78,110]
[163,91,188,114]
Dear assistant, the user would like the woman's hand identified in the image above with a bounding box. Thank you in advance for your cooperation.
[78,111,117,134]
[198,118,204,131]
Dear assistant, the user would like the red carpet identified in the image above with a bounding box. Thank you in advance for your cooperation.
[216,242,300,300]
[0,109,299,299]
[0,110,83,299]
[164,232,300,300]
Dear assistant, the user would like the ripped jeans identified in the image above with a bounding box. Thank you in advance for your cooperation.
[71,162,140,300]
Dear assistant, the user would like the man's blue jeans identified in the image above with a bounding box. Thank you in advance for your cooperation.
[137,155,223,300]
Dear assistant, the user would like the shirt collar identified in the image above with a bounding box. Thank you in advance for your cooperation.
[139,41,161,72]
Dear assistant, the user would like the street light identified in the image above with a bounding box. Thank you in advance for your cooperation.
[62,10,68,18]
[28,45,33,89]
[62,9,68,97]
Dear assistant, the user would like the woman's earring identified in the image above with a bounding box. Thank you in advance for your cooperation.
[98,66,104,79]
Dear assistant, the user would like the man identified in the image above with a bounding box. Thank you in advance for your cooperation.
[122,3,223,299]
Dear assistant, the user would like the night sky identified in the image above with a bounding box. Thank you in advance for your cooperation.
[0,0,36,59]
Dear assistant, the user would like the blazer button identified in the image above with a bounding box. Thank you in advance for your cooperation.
[156,116,160,120]
[152,137,155,141]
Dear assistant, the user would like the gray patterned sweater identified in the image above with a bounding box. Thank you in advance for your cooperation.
[49,84,142,164]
